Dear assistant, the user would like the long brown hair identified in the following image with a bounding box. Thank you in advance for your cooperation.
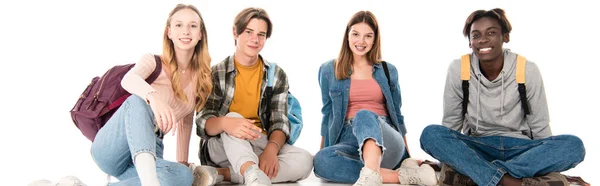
[335,11,382,80]
[162,4,212,112]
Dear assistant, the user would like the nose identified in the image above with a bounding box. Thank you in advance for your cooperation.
[250,33,259,43]
[183,26,190,36]
[478,36,489,44]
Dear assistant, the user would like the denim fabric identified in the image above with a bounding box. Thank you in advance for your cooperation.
[318,60,406,148]
[91,95,193,186]
[420,125,585,186]
[314,110,407,183]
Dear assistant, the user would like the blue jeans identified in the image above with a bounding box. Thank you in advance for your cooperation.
[90,95,193,186]
[314,110,407,183]
[420,125,585,186]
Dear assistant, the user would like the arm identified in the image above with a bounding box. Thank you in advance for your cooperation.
[388,64,410,155]
[195,69,223,138]
[122,54,176,133]
[318,63,333,148]
[266,66,291,141]
[121,53,159,101]
[320,137,324,150]
[442,60,465,131]
[259,65,290,179]
[388,64,406,136]
[176,112,193,165]
[525,62,551,139]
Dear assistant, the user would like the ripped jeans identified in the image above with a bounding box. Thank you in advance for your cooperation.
[314,110,407,183]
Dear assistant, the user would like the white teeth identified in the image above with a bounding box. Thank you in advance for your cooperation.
[480,47,491,52]
[356,46,365,50]
[180,38,191,42]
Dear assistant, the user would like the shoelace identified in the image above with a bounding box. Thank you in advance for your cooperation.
[406,175,422,185]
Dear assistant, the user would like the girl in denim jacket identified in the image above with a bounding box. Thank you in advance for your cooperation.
[313,11,437,186]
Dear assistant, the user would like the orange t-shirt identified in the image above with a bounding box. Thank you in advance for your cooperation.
[229,59,266,134]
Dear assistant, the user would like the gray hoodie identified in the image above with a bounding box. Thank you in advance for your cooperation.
[442,49,552,140]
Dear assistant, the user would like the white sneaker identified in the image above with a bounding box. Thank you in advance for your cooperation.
[397,164,437,186]
[353,167,382,186]
[400,158,420,168]
[28,179,54,186]
[190,163,223,186]
[57,176,87,186]
[28,176,86,186]
[244,164,272,186]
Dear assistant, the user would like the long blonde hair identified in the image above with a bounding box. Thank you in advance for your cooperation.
[162,4,212,112]
[335,11,382,80]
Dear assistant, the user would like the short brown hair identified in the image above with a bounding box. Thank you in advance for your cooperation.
[233,7,273,43]
[463,8,512,39]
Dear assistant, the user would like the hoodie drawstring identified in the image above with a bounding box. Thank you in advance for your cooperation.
[500,71,505,123]
[476,74,482,132]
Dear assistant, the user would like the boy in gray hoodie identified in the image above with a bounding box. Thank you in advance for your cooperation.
[420,8,585,186]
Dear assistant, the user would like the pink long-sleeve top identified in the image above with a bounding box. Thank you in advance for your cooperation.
[121,53,197,163]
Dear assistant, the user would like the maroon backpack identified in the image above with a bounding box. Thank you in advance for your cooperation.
[70,55,163,141]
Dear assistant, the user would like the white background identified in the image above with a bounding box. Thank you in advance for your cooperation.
[1,0,598,185]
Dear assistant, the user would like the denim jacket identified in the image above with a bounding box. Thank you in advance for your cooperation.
[318,59,406,147]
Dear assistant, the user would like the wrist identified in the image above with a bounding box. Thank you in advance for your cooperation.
[267,140,281,152]
[145,90,158,104]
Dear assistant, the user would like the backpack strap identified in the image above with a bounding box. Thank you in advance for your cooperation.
[515,55,530,115]
[261,63,276,131]
[267,62,276,87]
[460,54,471,118]
[382,61,391,87]
[147,55,163,84]
[460,54,530,117]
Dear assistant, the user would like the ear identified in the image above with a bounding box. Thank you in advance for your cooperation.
[503,33,510,43]
[167,27,172,40]
[232,27,238,39]
[468,39,472,48]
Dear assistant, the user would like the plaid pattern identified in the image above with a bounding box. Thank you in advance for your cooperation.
[196,55,290,140]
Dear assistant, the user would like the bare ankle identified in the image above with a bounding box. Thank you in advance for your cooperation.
[240,162,255,176]
[218,167,230,181]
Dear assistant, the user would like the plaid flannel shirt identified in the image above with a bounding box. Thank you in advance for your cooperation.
[196,54,291,141]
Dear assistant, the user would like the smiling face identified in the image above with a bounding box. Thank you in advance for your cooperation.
[167,8,202,53]
[234,18,267,58]
[348,22,375,59]
[469,17,509,62]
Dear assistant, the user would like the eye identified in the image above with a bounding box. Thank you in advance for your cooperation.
[258,33,266,38]
[245,30,252,34]
[191,24,198,28]
[471,33,480,39]
[366,35,373,38]
[351,33,359,36]
[487,31,496,36]
[175,24,182,27]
